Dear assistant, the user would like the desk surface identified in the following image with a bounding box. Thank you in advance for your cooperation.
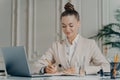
[0,75,119,80]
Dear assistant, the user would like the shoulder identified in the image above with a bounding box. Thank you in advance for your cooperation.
[50,39,65,47]
[80,36,96,44]
[78,36,98,49]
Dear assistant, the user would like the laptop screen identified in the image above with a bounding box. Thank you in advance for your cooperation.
[1,46,31,77]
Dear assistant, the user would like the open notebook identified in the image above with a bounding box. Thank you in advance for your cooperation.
[44,72,80,76]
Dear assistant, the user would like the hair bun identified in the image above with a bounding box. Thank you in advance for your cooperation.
[64,2,74,11]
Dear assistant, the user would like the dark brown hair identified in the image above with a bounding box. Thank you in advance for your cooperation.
[60,2,80,21]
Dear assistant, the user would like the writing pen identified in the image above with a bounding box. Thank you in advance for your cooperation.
[45,59,51,65]
[58,64,65,70]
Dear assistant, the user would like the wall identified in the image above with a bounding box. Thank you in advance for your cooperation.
[0,1,12,49]
[34,0,56,57]
[0,0,12,69]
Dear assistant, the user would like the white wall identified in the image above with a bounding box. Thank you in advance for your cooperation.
[0,0,12,69]
[0,0,12,47]
[80,0,102,38]
[34,0,56,57]
[103,0,120,24]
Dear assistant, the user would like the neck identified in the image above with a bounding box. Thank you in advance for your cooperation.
[67,34,77,44]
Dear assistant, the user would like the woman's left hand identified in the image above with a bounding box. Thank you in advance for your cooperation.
[63,67,75,74]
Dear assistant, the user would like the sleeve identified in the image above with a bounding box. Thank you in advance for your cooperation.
[85,40,110,74]
[32,42,56,74]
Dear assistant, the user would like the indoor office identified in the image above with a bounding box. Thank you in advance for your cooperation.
[0,0,120,80]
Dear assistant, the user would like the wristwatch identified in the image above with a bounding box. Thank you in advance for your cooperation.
[40,67,45,74]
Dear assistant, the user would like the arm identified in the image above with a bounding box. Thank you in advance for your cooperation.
[33,43,56,74]
[85,40,110,74]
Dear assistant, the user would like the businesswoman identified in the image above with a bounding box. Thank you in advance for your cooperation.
[33,2,110,75]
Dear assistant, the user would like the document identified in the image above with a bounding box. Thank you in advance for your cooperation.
[44,72,80,76]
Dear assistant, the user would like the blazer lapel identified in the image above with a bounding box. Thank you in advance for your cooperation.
[70,36,84,66]
[58,40,69,68]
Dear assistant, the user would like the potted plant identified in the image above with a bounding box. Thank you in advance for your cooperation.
[89,8,120,59]
[90,23,120,48]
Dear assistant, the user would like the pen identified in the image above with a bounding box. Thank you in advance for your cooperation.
[58,64,62,68]
[58,64,66,70]
[114,54,118,62]
[45,59,51,65]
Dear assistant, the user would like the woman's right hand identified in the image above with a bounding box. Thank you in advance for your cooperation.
[45,65,57,73]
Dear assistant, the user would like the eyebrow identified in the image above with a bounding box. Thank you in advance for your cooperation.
[62,23,73,25]
[69,23,73,25]
[62,23,65,25]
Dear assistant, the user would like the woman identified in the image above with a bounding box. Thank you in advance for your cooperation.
[33,2,110,75]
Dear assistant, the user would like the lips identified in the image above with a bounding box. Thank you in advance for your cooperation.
[66,32,70,35]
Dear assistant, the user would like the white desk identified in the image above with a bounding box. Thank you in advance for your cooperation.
[0,75,119,80]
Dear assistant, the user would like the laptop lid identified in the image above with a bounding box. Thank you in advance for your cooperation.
[1,46,31,77]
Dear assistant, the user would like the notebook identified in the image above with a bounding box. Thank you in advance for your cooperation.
[0,46,50,77]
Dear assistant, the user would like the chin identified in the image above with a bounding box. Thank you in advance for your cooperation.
[66,35,72,38]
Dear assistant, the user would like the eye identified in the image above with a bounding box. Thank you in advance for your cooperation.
[69,23,74,27]
[69,25,73,27]
[62,25,66,28]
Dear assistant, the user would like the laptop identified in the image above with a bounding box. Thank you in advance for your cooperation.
[0,46,49,77]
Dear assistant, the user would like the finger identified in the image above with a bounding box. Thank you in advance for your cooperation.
[47,69,56,73]
[69,67,75,71]
[45,66,53,73]
[46,68,54,73]
[50,66,57,73]
[49,65,57,70]
[64,68,75,74]
[45,59,52,65]
[46,66,57,73]
[47,66,54,71]
[48,65,53,68]
[63,70,70,74]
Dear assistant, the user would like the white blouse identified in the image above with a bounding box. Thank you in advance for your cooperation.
[65,34,80,62]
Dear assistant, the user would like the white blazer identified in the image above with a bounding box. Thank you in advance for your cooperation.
[33,35,110,74]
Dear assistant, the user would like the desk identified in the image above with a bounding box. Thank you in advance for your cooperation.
[0,75,119,80]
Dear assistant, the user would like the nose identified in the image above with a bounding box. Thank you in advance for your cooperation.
[65,26,70,31]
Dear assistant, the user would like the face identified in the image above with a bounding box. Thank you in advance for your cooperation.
[61,15,80,39]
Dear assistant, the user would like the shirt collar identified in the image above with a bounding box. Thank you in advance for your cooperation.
[66,34,80,47]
